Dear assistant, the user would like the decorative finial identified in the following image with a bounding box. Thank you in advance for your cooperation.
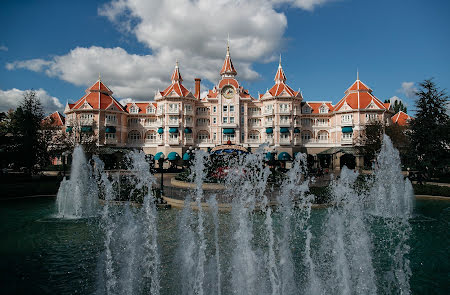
[175,59,179,68]
[279,54,282,66]
[357,68,359,80]
[98,72,101,81]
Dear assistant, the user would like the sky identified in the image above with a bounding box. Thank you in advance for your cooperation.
[1,0,449,115]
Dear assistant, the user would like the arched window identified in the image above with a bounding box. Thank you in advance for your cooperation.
[301,131,312,143]
[128,130,141,143]
[197,131,209,143]
[248,131,260,142]
[318,131,329,142]
[145,130,158,143]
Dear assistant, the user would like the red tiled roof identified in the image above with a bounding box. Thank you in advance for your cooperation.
[384,103,391,109]
[218,78,239,89]
[170,62,182,82]
[160,63,192,98]
[274,64,286,82]
[220,46,237,76]
[334,79,387,111]
[43,111,65,126]
[125,102,157,114]
[345,80,371,93]
[392,111,412,126]
[307,102,334,114]
[268,82,296,97]
[161,82,191,97]
[207,89,218,98]
[70,79,125,112]
[86,80,113,95]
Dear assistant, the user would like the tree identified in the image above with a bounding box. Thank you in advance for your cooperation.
[385,123,410,164]
[54,116,98,156]
[408,79,450,177]
[356,120,384,168]
[384,99,408,113]
[9,90,50,173]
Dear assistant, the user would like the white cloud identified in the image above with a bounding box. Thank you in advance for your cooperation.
[398,82,417,99]
[0,45,7,52]
[6,0,332,100]
[6,58,52,72]
[0,88,63,114]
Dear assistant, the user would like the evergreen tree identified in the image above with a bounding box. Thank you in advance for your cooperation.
[9,90,49,173]
[393,100,407,113]
[409,79,450,177]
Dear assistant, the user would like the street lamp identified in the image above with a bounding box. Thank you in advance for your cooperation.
[158,155,166,195]
[62,151,69,177]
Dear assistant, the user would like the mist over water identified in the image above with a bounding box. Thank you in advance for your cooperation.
[52,135,416,294]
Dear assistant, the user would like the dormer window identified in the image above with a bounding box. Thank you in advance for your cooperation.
[146,106,155,114]
[303,106,311,114]
[319,106,327,113]
[130,106,138,114]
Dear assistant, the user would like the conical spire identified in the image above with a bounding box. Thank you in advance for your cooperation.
[170,60,183,83]
[220,38,237,77]
[274,55,286,84]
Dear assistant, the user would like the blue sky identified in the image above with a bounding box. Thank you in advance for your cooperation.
[1,0,449,114]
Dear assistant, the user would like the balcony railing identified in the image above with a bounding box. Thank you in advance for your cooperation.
[246,139,261,144]
[263,109,274,115]
[279,109,290,114]
[264,121,274,127]
[184,138,194,145]
[168,139,180,145]
[184,110,194,116]
[105,138,117,144]
[184,121,194,127]
[167,120,179,127]
[280,138,291,145]
[144,121,160,127]
[166,108,179,115]
[105,119,117,125]
[279,121,291,127]
[197,139,211,144]
[145,139,161,144]
[248,111,262,117]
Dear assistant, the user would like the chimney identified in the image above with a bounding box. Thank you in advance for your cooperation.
[194,78,201,99]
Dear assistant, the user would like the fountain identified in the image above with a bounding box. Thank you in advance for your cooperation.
[56,145,99,218]
[51,135,416,294]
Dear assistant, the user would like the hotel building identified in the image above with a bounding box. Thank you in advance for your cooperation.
[62,45,395,170]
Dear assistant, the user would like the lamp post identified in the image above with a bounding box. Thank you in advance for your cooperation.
[158,155,165,195]
[62,151,69,177]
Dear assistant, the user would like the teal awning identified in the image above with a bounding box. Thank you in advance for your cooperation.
[342,126,353,133]
[65,127,73,133]
[154,152,165,161]
[266,127,273,134]
[294,128,300,134]
[105,126,116,133]
[223,128,235,134]
[157,127,164,134]
[265,152,275,161]
[169,127,178,133]
[81,126,93,132]
[182,152,191,161]
[184,128,192,134]
[167,152,180,161]
[280,127,289,133]
[278,152,292,161]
